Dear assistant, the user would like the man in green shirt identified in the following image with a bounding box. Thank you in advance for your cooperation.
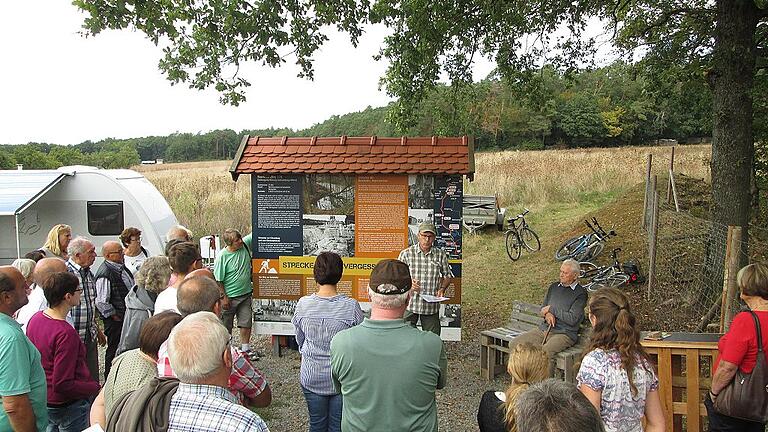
[213,229,257,360]
[331,259,447,432]
[0,266,48,432]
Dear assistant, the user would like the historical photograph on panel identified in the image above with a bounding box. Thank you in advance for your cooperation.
[407,209,434,246]
[253,299,297,322]
[303,174,355,215]
[433,175,463,259]
[442,304,462,328]
[408,175,434,209]
[302,214,356,257]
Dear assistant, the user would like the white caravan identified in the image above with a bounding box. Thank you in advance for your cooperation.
[0,166,178,264]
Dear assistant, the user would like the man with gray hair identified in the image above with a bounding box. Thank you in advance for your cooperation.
[512,259,587,361]
[166,224,193,243]
[157,276,272,408]
[165,225,193,256]
[331,259,447,432]
[516,379,605,432]
[66,236,106,381]
[167,311,269,431]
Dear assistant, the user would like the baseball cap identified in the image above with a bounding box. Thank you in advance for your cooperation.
[369,259,412,295]
[418,222,437,235]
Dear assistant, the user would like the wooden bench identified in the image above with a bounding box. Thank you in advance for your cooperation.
[480,301,590,383]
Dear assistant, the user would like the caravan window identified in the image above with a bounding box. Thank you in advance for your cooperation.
[87,202,124,236]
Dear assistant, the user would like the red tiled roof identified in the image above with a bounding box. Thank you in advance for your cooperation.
[229,136,475,179]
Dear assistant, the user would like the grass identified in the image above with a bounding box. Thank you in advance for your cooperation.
[136,143,712,334]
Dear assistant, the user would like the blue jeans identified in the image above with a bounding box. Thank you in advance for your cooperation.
[302,386,342,432]
[47,399,91,432]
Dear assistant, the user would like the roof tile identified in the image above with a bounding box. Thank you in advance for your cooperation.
[232,135,472,175]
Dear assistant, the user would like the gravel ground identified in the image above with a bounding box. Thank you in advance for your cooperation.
[242,328,502,432]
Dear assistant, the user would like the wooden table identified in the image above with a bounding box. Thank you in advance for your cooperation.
[641,332,721,432]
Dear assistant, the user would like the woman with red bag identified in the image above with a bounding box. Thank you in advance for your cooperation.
[707,262,768,431]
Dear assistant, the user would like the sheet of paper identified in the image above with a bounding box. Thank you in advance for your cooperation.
[82,425,105,432]
[420,294,450,303]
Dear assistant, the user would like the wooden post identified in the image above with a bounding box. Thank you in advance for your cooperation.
[721,226,743,331]
[667,146,676,203]
[647,179,660,300]
[643,154,653,229]
[669,169,680,212]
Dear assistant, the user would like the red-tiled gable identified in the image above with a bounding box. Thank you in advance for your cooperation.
[229,136,475,180]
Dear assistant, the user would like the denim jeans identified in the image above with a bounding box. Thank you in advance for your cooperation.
[301,386,342,432]
[47,399,91,432]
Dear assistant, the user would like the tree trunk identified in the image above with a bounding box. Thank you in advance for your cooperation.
[704,1,758,298]
[709,0,758,230]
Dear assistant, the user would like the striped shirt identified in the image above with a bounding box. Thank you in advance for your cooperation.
[398,244,453,315]
[168,383,269,432]
[67,260,98,343]
[292,294,364,395]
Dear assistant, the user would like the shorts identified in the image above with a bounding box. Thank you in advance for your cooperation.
[221,292,253,331]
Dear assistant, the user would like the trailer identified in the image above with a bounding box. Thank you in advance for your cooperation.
[462,194,505,233]
[0,166,178,264]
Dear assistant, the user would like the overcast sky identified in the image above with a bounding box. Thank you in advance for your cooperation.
[0,2,497,145]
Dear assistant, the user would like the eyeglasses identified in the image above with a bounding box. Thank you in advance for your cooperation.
[74,288,84,293]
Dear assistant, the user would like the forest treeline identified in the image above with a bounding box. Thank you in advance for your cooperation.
[0,61,724,170]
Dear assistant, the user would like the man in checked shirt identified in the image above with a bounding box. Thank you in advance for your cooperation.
[156,275,272,408]
[398,221,453,336]
[66,237,106,382]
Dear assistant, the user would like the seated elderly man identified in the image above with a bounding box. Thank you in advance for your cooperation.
[167,312,269,432]
[512,259,586,359]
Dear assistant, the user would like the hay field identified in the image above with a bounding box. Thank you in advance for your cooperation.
[467,144,711,210]
[138,144,711,237]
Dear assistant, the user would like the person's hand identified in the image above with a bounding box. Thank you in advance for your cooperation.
[540,305,551,317]
[544,312,556,327]
[411,279,421,293]
[220,296,231,310]
[437,288,445,298]
[97,328,107,347]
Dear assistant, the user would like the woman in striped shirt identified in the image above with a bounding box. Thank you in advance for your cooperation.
[292,252,364,432]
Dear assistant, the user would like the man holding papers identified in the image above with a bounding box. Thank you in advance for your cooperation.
[398,222,453,336]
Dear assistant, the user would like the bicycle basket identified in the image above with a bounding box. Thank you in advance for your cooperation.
[623,260,644,284]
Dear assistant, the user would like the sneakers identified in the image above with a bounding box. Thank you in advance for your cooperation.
[240,348,261,362]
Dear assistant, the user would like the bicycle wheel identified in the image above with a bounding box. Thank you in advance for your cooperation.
[583,241,605,262]
[579,262,598,279]
[520,227,541,252]
[554,235,586,261]
[591,274,630,290]
[506,230,523,261]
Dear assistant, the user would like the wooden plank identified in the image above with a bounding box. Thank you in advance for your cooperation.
[686,349,701,432]
[657,348,674,429]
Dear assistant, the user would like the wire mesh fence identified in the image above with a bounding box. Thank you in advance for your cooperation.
[642,169,768,332]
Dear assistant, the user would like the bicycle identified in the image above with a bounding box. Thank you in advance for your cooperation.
[505,208,541,261]
[579,248,636,292]
[554,217,615,262]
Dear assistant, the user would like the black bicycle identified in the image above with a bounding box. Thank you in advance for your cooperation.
[555,217,615,262]
[505,208,541,261]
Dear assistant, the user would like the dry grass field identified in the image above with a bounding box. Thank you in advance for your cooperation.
[467,144,711,210]
[138,144,711,238]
